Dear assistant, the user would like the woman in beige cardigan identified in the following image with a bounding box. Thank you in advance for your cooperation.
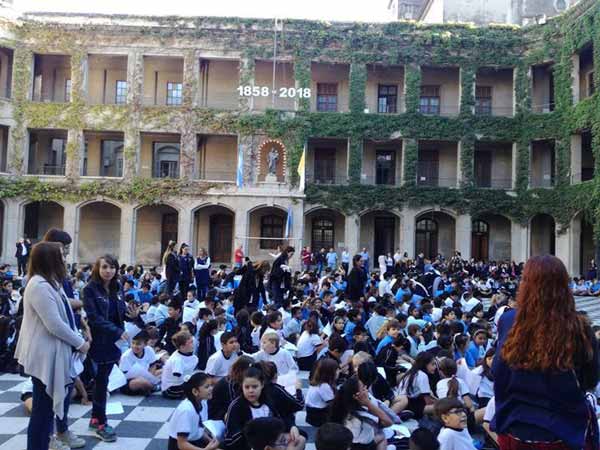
[15,242,90,450]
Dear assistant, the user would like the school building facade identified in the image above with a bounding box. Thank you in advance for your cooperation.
[0,1,598,274]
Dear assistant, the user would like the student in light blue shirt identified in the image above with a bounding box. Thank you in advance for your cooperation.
[326,248,338,270]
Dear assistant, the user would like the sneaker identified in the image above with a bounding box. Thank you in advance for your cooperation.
[88,417,101,431]
[56,430,86,449]
[94,424,117,442]
[49,435,70,450]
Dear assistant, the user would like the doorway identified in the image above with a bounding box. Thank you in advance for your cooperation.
[374,217,395,258]
[209,214,233,262]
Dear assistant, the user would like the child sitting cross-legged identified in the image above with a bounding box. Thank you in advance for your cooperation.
[119,330,162,395]
[162,330,199,399]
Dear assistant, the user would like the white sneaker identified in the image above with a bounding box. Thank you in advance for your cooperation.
[49,435,70,450]
[57,430,86,449]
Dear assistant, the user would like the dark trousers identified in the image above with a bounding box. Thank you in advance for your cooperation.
[17,256,28,277]
[179,278,191,298]
[55,384,72,433]
[342,262,349,274]
[92,362,114,424]
[271,282,284,307]
[166,277,178,295]
[29,377,55,450]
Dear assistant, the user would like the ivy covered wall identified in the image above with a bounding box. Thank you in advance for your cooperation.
[0,0,597,234]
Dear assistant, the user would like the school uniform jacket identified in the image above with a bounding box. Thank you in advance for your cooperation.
[224,395,281,450]
[208,377,240,420]
[264,382,304,429]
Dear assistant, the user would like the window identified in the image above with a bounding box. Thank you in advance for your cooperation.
[314,148,336,184]
[153,142,180,178]
[100,140,124,177]
[589,72,595,96]
[419,85,440,115]
[378,85,397,113]
[472,220,489,234]
[260,215,284,249]
[166,82,183,106]
[115,80,127,104]
[312,217,334,250]
[475,86,492,115]
[317,83,337,112]
[45,138,66,175]
[375,150,396,185]
[65,79,71,102]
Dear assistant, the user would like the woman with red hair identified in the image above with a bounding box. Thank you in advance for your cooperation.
[493,255,599,449]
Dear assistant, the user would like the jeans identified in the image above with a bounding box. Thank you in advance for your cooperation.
[29,377,55,450]
[92,362,114,424]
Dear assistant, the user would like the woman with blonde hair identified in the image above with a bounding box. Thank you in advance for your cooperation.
[162,240,179,295]
[493,255,599,450]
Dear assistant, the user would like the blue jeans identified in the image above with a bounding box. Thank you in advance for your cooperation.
[29,377,55,450]
[92,362,114,424]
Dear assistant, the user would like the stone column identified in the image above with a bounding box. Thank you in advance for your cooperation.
[511,143,518,190]
[455,214,472,260]
[555,225,573,273]
[178,206,194,252]
[401,207,416,258]
[119,205,135,265]
[65,128,83,180]
[234,205,249,260]
[180,126,197,180]
[8,48,33,175]
[456,140,463,187]
[344,214,360,257]
[570,134,582,184]
[239,57,255,111]
[124,51,143,179]
[511,221,528,263]
[63,202,77,265]
[2,198,20,265]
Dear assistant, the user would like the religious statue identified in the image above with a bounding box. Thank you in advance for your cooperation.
[267,147,279,175]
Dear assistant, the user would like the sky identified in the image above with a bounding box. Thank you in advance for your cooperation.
[15,0,394,22]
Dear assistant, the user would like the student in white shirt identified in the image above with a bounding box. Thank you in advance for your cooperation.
[482,396,497,445]
[119,331,161,395]
[205,331,240,379]
[305,358,338,426]
[436,358,474,411]
[295,320,327,371]
[253,332,298,376]
[167,372,219,450]
[162,330,199,399]
[396,352,438,419]
[435,398,477,450]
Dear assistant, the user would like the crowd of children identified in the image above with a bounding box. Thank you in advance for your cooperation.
[5,243,600,450]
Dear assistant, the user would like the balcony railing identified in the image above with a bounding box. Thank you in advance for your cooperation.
[31,164,66,175]
[306,173,348,185]
[417,175,457,187]
[475,177,513,189]
[360,174,399,186]
[196,170,237,182]
[474,105,514,116]
[531,103,555,114]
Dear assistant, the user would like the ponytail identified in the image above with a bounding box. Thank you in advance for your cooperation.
[438,357,459,398]
[446,375,459,399]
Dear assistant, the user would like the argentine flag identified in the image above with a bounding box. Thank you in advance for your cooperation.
[236,144,244,188]
[285,206,293,239]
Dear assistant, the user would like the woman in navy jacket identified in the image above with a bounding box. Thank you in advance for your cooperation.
[178,243,194,298]
[162,240,179,295]
[269,246,294,307]
[492,255,599,450]
[82,254,130,442]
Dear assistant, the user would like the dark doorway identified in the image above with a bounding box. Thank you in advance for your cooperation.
[374,217,395,258]
[416,218,438,259]
[312,217,335,251]
[161,213,178,257]
[210,214,233,262]
[376,150,395,185]
[471,220,489,261]
[314,148,336,184]
[417,149,439,186]
[474,151,492,187]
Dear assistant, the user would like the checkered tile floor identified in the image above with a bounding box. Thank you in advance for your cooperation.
[0,372,322,450]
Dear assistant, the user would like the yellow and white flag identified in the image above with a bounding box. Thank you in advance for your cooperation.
[297,144,306,192]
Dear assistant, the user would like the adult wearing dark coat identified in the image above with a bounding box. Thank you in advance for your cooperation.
[15,237,32,277]
[177,243,194,298]
[269,246,294,307]
[346,254,367,302]
[233,260,270,314]
[162,240,179,295]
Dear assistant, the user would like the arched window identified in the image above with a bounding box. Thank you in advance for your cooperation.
[260,215,284,249]
[416,218,437,232]
[312,217,335,250]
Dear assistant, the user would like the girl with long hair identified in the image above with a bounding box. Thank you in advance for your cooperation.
[178,243,194,300]
[305,358,339,427]
[162,240,179,295]
[295,319,327,371]
[208,355,253,420]
[435,358,474,410]
[494,255,599,450]
[196,319,218,370]
[233,260,269,314]
[396,351,438,419]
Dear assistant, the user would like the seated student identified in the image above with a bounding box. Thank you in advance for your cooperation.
[123,279,139,302]
[408,428,439,450]
[352,325,375,356]
[305,358,339,427]
[375,319,402,355]
[396,352,438,419]
[296,319,328,371]
[244,417,306,450]
[137,282,153,305]
[330,375,392,450]
[375,335,411,386]
[283,306,303,344]
[119,330,162,395]
[434,398,477,450]
[312,333,348,378]
[209,355,254,420]
[481,396,497,446]
[253,332,298,376]
[161,300,184,354]
[465,329,488,368]
[315,422,353,450]
[162,330,199,399]
[258,361,304,430]
[471,348,494,408]
[146,294,169,326]
[167,371,220,450]
[225,366,300,450]
[197,319,219,371]
[184,288,201,310]
[250,311,264,351]
[206,331,240,379]
[435,358,474,411]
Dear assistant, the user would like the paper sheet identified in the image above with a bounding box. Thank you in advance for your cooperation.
[107,365,127,392]
[106,401,124,415]
[387,424,411,438]
[277,370,298,395]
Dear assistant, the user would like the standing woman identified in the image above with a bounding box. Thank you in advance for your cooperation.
[493,255,599,450]
[163,240,179,295]
[83,255,129,442]
[178,243,194,299]
[346,255,366,303]
[194,247,211,301]
[270,246,294,307]
[16,242,90,450]
[233,260,270,314]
